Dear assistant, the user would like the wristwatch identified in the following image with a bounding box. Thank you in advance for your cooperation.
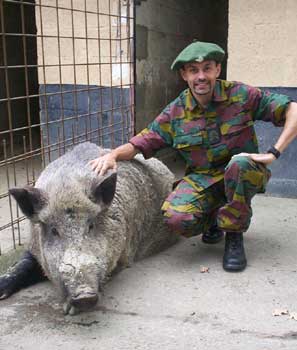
[267,146,281,159]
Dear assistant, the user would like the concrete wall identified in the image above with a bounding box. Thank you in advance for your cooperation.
[228,0,297,87]
[228,0,297,197]
[135,0,228,132]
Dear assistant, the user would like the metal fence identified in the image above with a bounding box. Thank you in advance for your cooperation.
[0,0,134,254]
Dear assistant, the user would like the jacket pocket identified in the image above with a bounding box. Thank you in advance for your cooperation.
[173,131,203,149]
[220,113,254,137]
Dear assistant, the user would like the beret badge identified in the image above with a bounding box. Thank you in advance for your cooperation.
[195,56,204,63]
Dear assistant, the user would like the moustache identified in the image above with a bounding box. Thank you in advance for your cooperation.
[194,80,209,84]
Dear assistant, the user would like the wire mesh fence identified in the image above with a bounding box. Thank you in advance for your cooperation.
[0,0,134,254]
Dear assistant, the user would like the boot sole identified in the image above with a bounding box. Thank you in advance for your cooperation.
[223,262,247,272]
[202,232,224,244]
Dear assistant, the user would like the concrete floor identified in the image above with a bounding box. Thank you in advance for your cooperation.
[0,195,297,349]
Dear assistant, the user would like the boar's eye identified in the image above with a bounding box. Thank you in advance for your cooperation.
[65,207,75,217]
[51,227,60,237]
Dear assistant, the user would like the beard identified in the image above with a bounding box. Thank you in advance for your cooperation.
[192,80,211,95]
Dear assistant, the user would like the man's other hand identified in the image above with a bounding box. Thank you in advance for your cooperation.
[232,152,276,165]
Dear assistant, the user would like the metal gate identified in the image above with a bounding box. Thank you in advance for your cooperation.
[0,0,134,254]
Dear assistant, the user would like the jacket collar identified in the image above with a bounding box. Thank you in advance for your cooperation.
[184,80,227,111]
[213,79,228,102]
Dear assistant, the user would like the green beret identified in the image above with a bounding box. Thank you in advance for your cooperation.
[171,41,225,70]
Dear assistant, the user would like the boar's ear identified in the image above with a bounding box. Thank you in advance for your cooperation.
[91,172,117,206]
[9,186,48,220]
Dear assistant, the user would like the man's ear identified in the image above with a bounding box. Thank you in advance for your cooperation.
[179,67,188,82]
[9,186,48,220]
[216,63,222,78]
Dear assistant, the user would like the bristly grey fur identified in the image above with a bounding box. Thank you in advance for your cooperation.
[18,142,178,314]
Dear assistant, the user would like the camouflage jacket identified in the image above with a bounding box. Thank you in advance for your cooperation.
[129,80,291,191]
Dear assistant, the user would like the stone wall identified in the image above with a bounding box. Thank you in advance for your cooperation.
[135,0,228,132]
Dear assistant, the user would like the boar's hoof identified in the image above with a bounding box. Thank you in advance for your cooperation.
[63,302,79,316]
[0,274,16,300]
[63,292,98,315]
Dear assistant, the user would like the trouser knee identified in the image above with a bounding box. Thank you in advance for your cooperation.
[225,155,270,195]
[163,209,203,238]
[225,156,253,179]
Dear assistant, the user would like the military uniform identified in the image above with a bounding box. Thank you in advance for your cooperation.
[129,80,291,236]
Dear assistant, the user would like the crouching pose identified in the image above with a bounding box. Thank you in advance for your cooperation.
[90,41,297,272]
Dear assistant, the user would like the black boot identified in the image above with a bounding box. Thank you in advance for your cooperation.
[223,232,247,272]
[202,225,224,244]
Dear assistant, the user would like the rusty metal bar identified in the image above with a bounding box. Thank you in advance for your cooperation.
[130,0,135,136]
[84,0,91,143]
[38,0,51,163]
[118,0,125,145]
[0,61,133,70]
[0,1,14,159]
[57,127,62,157]
[108,0,115,149]
[0,217,26,235]
[0,82,133,103]
[70,0,79,133]
[3,139,16,249]
[56,0,66,155]
[0,34,132,41]
[96,0,103,146]
[23,136,30,185]
[40,128,46,169]
[20,1,36,191]
[72,124,75,145]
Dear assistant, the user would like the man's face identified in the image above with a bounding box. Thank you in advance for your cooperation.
[180,60,221,98]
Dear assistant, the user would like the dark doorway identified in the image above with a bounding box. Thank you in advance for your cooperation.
[0,0,40,159]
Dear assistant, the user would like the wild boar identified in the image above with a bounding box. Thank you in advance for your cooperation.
[0,142,178,315]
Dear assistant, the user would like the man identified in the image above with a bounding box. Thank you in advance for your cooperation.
[89,41,297,272]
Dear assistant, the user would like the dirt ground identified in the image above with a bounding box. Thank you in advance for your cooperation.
[1,195,297,350]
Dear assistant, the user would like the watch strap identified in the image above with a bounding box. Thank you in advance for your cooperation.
[267,146,281,159]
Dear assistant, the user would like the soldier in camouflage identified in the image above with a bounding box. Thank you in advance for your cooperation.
[90,41,297,272]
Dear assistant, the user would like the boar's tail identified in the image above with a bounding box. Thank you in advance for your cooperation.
[0,251,47,300]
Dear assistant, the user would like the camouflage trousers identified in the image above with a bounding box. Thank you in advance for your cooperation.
[162,156,271,237]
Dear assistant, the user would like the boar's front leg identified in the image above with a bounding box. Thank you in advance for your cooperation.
[0,250,46,299]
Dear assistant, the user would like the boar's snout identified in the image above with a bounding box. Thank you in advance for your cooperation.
[59,248,101,315]
[63,286,99,316]
[71,288,98,308]
[62,285,100,316]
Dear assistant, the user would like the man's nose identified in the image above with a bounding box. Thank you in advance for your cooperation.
[196,70,206,80]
